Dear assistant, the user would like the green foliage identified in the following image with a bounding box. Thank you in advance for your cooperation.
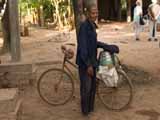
[19,0,29,16]
[19,0,74,28]
[59,1,68,13]
[43,0,54,20]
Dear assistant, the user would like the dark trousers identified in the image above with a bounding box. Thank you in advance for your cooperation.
[78,67,96,115]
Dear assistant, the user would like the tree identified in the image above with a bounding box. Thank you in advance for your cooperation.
[1,1,10,54]
[9,0,21,61]
[127,0,131,22]
[19,0,45,27]
[1,0,21,61]
[50,0,74,30]
[52,0,63,29]
[19,0,74,29]
[72,0,84,36]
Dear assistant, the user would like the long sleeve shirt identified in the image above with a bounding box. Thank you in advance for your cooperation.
[76,19,119,68]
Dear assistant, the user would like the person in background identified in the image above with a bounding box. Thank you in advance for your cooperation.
[148,0,160,41]
[133,0,143,41]
[76,4,119,116]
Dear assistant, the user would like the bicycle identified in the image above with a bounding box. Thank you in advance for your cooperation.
[37,43,133,111]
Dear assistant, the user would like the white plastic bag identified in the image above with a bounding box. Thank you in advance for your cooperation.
[98,66,118,87]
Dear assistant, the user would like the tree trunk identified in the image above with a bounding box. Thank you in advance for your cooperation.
[33,9,38,25]
[37,5,44,27]
[37,7,41,26]
[19,5,22,24]
[68,0,71,17]
[67,0,72,28]
[52,0,63,29]
[117,0,122,21]
[72,0,84,37]
[1,0,11,54]
[127,0,131,22]
[8,0,21,61]
[40,5,44,27]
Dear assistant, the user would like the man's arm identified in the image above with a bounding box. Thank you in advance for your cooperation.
[148,4,154,20]
[97,41,119,54]
[78,23,91,66]
[155,5,160,20]
[78,23,94,77]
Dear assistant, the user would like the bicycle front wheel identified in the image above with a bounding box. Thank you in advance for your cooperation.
[37,68,74,106]
[97,69,133,111]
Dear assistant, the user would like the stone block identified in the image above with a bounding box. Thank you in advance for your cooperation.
[0,88,22,120]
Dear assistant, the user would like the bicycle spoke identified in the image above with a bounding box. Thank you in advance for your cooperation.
[38,68,74,106]
[97,69,133,110]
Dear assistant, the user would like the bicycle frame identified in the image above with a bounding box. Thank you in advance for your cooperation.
[61,49,122,82]
[37,45,133,110]
[61,55,78,81]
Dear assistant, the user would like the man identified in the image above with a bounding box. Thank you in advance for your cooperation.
[133,1,143,41]
[76,4,119,115]
[148,0,160,41]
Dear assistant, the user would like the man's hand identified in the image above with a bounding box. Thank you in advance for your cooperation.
[87,66,94,77]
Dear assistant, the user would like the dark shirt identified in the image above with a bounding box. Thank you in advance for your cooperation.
[76,19,119,68]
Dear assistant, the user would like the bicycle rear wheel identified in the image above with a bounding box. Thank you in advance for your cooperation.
[37,68,74,106]
[97,69,133,111]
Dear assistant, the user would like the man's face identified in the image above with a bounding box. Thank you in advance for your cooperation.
[137,2,140,6]
[88,6,98,22]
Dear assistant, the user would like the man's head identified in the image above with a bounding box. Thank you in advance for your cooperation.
[152,0,157,4]
[86,4,98,22]
[136,1,141,6]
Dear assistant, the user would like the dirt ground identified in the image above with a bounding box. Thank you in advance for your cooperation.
[1,22,160,120]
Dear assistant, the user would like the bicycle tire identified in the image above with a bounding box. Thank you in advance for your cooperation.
[37,68,74,106]
[97,69,133,111]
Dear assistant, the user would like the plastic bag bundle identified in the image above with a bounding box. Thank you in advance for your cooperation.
[98,66,118,87]
[98,51,118,87]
